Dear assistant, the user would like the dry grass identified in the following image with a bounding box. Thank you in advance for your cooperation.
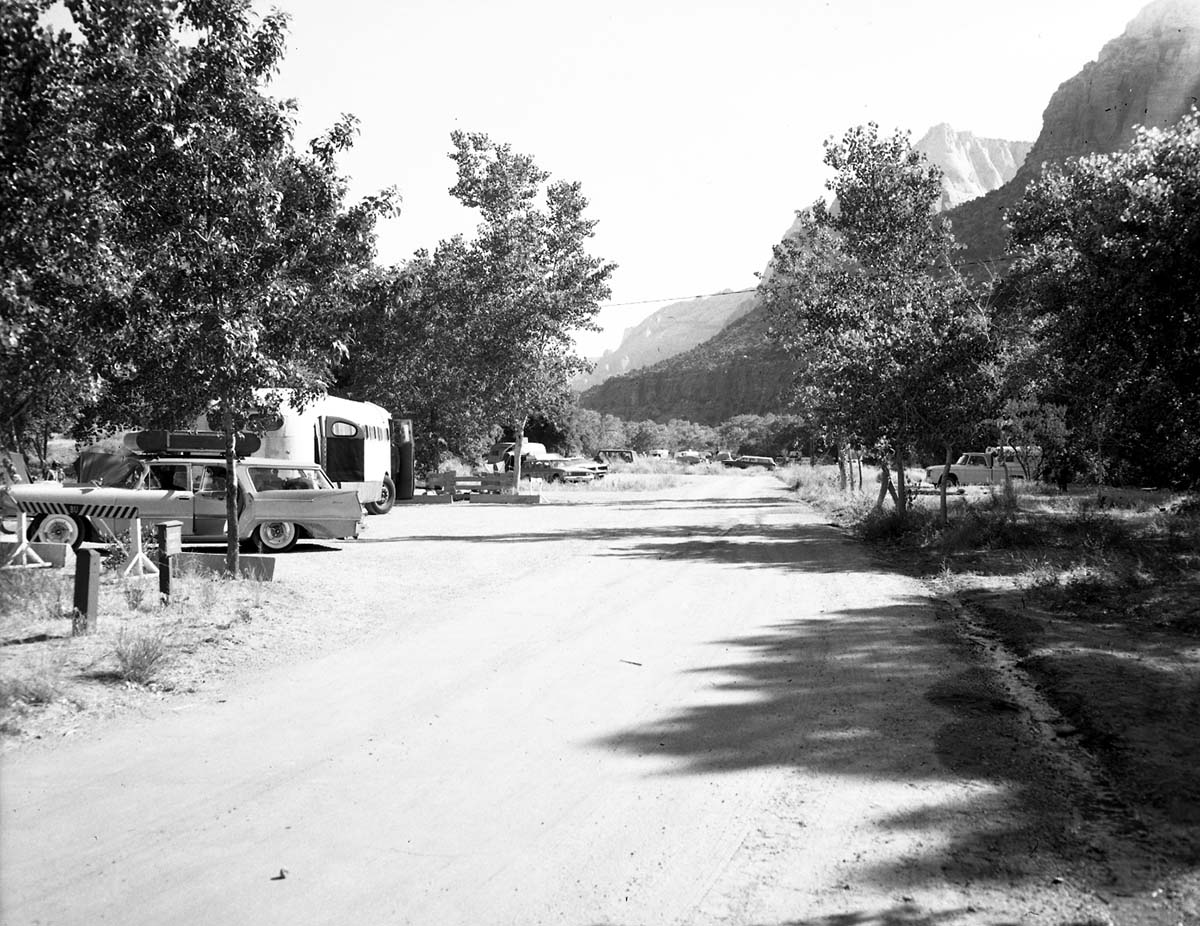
[1,564,280,741]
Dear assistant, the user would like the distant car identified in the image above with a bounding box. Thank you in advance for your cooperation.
[730,455,777,471]
[595,449,636,464]
[485,441,548,471]
[7,433,363,552]
[675,450,705,465]
[521,454,596,484]
[925,452,1026,488]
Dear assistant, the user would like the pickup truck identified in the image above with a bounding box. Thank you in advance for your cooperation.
[4,433,363,552]
[925,452,1025,488]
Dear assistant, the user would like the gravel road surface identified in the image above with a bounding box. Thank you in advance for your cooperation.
[1,475,1120,925]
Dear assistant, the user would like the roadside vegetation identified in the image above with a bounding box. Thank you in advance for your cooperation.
[785,462,1200,859]
[0,565,283,742]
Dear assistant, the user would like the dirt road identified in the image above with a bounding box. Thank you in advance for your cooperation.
[1,476,1130,924]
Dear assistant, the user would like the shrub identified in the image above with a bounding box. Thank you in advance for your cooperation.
[112,626,171,685]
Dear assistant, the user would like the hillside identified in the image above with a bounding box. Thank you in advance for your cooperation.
[573,291,754,393]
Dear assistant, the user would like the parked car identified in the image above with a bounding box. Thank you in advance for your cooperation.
[925,451,1026,488]
[729,455,777,471]
[520,453,596,484]
[675,450,705,465]
[594,449,636,464]
[8,432,363,552]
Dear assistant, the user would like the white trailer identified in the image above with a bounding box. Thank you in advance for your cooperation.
[197,392,402,514]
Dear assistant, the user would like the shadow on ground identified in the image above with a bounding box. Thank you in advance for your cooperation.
[595,592,1190,912]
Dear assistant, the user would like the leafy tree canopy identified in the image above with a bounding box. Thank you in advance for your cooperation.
[1004,108,1200,486]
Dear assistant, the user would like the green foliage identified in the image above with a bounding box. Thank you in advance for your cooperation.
[761,123,994,512]
[340,133,614,469]
[1004,108,1200,487]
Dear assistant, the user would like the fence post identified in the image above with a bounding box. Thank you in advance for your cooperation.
[156,521,182,605]
[72,548,101,635]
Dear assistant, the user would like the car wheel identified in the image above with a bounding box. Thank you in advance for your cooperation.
[939,474,959,488]
[546,472,561,484]
[253,520,298,553]
[366,475,396,515]
[31,513,86,549]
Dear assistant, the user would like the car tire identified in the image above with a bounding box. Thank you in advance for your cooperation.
[939,474,959,488]
[546,472,561,484]
[253,520,298,553]
[31,513,87,549]
[366,475,396,515]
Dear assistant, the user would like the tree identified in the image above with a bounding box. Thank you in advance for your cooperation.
[341,132,614,478]
[3,1,394,572]
[1003,109,1200,487]
[0,0,146,451]
[762,123,992,520]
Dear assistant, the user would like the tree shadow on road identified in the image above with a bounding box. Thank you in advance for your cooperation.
[593,593,1180,911]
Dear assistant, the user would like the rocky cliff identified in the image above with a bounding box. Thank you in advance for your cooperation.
[914,124,1032,211]
[572,291,754,393]
[951,0,1200,259]
[582,0,1200,424]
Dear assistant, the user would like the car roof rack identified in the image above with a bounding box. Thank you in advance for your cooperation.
[123,430,262,457]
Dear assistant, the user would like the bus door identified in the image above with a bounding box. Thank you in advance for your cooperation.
[319,417,365,486]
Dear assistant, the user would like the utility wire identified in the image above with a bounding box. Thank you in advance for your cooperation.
[600,254,1020,309]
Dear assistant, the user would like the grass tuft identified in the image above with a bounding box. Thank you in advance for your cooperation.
[112,626,171,685]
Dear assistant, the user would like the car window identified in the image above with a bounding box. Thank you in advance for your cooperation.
[198,466,228,494]
[148,464,188,491]
[247,466,331,490]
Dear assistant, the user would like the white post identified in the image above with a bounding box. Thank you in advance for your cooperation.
[2,511,49,568]
[121,517,159,577]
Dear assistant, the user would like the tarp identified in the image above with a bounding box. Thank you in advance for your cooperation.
[75,449,143,487]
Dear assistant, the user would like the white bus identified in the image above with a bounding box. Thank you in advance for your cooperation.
[197,391,411,514]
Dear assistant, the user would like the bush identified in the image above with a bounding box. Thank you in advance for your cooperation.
[112,627,171,685]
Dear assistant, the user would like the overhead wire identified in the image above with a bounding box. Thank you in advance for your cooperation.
[598,254,1020,309]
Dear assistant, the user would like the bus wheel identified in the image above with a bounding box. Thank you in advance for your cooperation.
[366,475,396,515]
[31,513,86,549]
[253,521,298,553]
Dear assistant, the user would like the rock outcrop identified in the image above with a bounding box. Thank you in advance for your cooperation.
[951,0,1200,259]
[914,124,1032,211]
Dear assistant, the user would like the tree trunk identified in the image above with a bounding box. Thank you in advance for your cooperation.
[939,444,952,525]
[875,463,891,510]
[511,416,527,490]
[222,404,239,578]
[836,443,847,492]
[894,445,907,516]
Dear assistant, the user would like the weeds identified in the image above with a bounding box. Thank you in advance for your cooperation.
[122,582,149,611]
[0,646,67,709]
[112,625,171,685]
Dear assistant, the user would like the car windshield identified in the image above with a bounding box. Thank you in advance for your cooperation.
[247,467,332,491]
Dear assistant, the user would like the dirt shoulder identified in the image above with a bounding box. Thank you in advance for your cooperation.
[802,476,1200,921]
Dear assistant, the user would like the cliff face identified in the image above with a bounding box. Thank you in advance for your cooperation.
[582,0,1200,424]
[914,124,1032,211]
[572,291,754,393]
[951,0,1200,259]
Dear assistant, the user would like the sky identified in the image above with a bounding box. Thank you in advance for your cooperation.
[231,2,1149,353]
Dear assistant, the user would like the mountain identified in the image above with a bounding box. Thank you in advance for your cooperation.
[581,0,1200,425]
[578,126,1031,397]
[914,125,1032,211]
[951,0,1200,259]
[572,291,754,393]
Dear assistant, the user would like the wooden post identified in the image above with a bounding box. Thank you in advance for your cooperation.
[156,520,182,605]
[72,548,100,635]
